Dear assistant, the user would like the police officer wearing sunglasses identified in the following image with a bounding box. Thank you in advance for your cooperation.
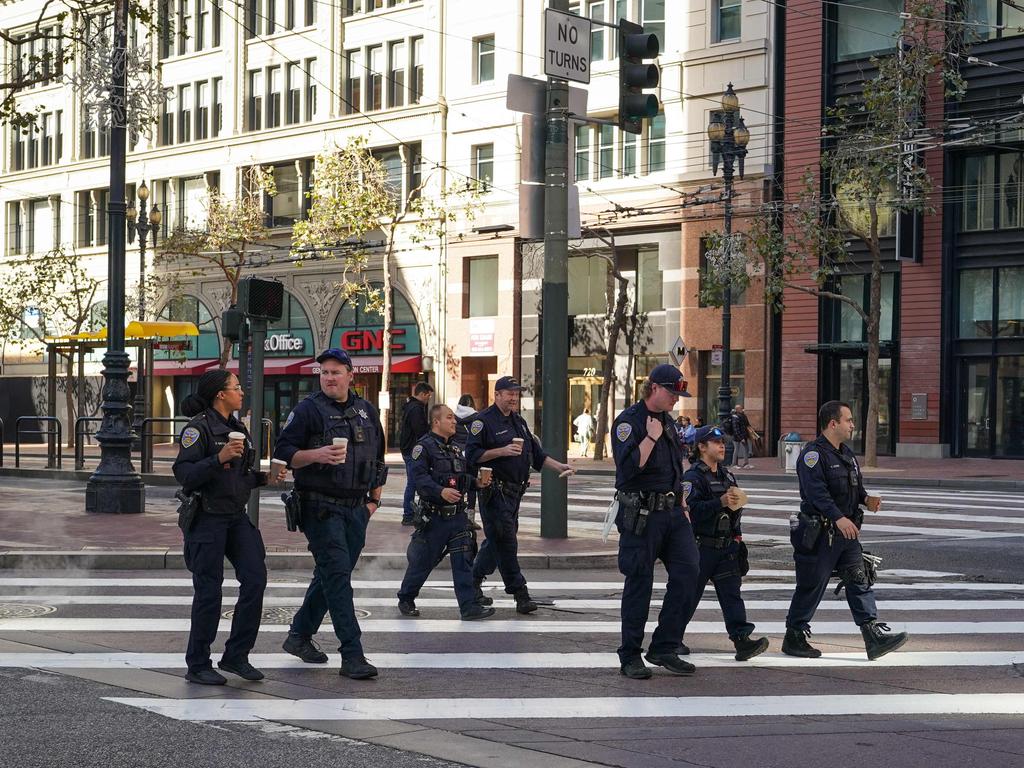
[680,425,769,661]
[611,364,700,679]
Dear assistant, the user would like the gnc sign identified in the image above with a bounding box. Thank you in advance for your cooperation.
[339,327,407,353]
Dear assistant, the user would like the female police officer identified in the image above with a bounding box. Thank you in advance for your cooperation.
[173,368,273,685]
[680,425,769,661]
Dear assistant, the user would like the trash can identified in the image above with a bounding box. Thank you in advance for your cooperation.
[779,432,806,474]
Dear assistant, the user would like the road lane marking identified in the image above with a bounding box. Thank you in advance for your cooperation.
[104,693,1024,721]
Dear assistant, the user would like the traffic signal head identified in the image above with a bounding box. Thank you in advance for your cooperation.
[618,19,660,135]
[236,277,284,322]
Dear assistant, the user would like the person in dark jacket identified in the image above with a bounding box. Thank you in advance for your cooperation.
[453,394,479,520]
[399,382,434,525]
[730,404,758,469]
[173,368,275,685]
[680,425,768,661]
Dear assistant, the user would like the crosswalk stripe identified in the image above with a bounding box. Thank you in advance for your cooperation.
[741,513,1024,540]
[1,618,1022,633]
[741,504,1024,528]
[103,693,1024,720]
[3,650,1024,669]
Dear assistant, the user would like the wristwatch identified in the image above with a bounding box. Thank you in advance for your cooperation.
[365,496,382,507]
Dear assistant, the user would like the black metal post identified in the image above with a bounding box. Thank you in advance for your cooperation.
[129,191,157,446]
[246,319,267,526]
[86,0,145,514]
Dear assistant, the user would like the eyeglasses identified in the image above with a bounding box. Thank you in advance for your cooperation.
[222,385,243,392]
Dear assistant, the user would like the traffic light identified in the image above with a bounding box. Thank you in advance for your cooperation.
[618,19,660,135]
[236,277,284,322]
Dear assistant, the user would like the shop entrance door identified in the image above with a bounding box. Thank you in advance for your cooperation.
[961,356,1024,457]
[568,376,603,454]
[961,359,991,457]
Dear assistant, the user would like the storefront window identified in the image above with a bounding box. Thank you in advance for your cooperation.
[331,283,421,358]
[998,267,1024,337]
[959,269,994,338]
[467,256,498,317]
[834,0,900,61]
[699,349,744,427]
[835,272,896,342]
[637,249,663,313]
[961,154,996,232]
[994,355,1024,457]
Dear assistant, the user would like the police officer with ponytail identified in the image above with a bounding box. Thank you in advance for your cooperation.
[680,425,769,662]
[272,348,387,680]
[173,368,272,685]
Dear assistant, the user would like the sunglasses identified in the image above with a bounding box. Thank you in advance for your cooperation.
[654,379,687,394]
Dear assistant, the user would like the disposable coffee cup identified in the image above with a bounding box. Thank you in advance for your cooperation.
[333,437,349,448]
[511,438,524,450]
[271,458,287,476]
[228,431,245,443]
[260,459,271,472]
[478,467,493,482]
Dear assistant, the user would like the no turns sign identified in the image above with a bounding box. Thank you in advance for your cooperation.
[544,8,592,84]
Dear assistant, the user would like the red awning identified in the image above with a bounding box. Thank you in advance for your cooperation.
[226,357,315,375]
[152,359,219,377]
[299,355,423,376]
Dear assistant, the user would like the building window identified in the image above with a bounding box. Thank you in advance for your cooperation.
[14,24,63,87]
[248,69,264,130]
[641,0,665,45]
[621,129,637,177]
[834,0,900,62]
[375,148,403,202]
[962,154,997,232]
[13,130,26,171]
[177,175,211,229]
[637,248,662,312]
[964,0,1024,42]
[575,124,591,182]
[160,89,174,145]
[345,50,363,113]
[958,267,1024,339]
[196,80,210,140]
[197,0,209,50]
[472,144,494,190]
[305,58,317,120]
[178,0,192,56]
[699,350,745,426]
[368,46,384,110]
[388,41,406,108]
[29,199,55,255]
[264,160,309,227]
[212,78,223,136]
[286,63,302,124]
[213,0,222,45]
[466,256,499,317]
[81,107,110,159]
[178,83,193,143]
[713,0,742,42]
[647,112,666,173]
[268,65,282,127]
[411,37,424,103]
[8,203,23,255]
[568,255,610,315]
[305,0,316,25]
[474,35,495,84]
[598,124,615,180]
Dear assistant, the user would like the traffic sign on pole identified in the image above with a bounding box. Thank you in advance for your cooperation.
[544,8,592,84]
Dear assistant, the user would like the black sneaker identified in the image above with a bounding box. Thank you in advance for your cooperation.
[644,651,696,675]
[732,634,770,662]
[340,656,378,680]
[218,658,265,681]
[619,657,652,679]
[861,620,908,661]
[513,587,538,615]
[282,634,329,664]
[473,580,493,606]
[461,604,496,621]
[185,668,226,685]
[398,599,420,617]
[675,641,691,656]
[782,627,822,658]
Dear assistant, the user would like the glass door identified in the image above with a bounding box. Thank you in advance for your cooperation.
[962,359,991,456]
[568,376,603,453]
[995,356,1024,457]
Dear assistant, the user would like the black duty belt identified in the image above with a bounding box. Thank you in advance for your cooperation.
[493,478,529,497]
[615,490,678,513]
[298,490,365,507]
[421,503,465,518]
[695,535,734,549]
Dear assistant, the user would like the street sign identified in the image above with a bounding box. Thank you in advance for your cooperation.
[711,344,724,366]
[544,8,591,84]
[668,336,687,366]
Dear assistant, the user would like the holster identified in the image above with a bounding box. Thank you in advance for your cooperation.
[281,491,302,533]
[737,539,750,577]
[412,501,429,530]
[797,512,823,551]
[616,491,647,535]
[175,489,201,533]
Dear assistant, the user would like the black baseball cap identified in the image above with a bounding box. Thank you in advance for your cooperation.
[495,376,525,392]
[316,348,353,367]
[648,363,687,393]
[695,425,726,443]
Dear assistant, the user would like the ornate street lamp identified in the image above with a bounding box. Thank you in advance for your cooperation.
[707,83,749,437]
[126,183,161,445]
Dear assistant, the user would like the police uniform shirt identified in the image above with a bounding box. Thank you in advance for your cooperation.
[683,461,742,537]
[797,435,868,523]
[611,402,684,494]
[173,408,265,515]
[465,404,547,484]
[409,432,469,506]
[273,390,385,496]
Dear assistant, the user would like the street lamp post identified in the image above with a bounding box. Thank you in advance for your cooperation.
[85,0,145,514]
[127,184,161,445]
[707,83,750,439]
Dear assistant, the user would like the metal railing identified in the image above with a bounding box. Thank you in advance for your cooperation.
[140,417,190,474]
[73,417,105,471]
[260,417,274,459]
[15,416,62,469]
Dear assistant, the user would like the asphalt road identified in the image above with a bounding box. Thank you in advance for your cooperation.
[1,477,1023,767]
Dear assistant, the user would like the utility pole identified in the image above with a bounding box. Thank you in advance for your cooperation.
[540,0,570,539]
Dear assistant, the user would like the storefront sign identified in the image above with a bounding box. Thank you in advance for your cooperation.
[340,327,406,353]
[265,333,305,352]
[469,317,495,354]
[153,340,192,351]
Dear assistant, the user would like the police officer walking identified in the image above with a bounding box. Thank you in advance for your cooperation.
[273,348,387,679]
[467,376,573,614]
[612,364,700,679]
[783,400,908,661]
[397,404,495,621]
[173,368,273,685]
[680,425,769,661]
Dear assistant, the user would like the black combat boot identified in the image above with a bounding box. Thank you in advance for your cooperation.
[461,603,496,621]
[781,627,821,658]
[620,657,652,679]
[514,587,538,614]
[675,641,691,656]
[398,598,419,617]
[732,634,770,662]
[861,620,908,661]
[644,650,696,675]
[473,579,493,606]
[282,634,328,664]
[340,656,378,680]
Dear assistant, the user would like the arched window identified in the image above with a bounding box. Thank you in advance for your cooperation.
[260,289,313,357]
[156,294,219,359]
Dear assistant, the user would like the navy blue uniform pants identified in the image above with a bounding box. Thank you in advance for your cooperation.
[183,510,267,673]
[398,513,477,612]
[682,541,755,641]
[617,507,700,664]
[786,530,877,631]
[290,500,369,660]
[472,487,527,594]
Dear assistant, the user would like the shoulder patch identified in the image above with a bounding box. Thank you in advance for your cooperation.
[615,422,632,442]
[181,427,201,449]
[683,481,693,499]
[411,444,424,460]
[803,450,820,469]
[470,420,484,436]
[284,411,295,428]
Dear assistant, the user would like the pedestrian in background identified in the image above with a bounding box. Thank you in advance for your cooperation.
[611,364,700,679]
[273,348,387,680]
[730,404,757,469]
[400,382,434,525]
[573,408,595,457]
[173,368,273,685]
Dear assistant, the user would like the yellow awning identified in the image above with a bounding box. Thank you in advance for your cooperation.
[46,321,200,343]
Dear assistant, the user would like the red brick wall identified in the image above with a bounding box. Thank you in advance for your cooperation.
[780,0,824,438]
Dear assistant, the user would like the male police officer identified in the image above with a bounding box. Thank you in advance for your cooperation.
[273,348,387,679]
[467,376,573,614]
[783,400,908,661]
[612,364,700,679]
[397,404,495,621]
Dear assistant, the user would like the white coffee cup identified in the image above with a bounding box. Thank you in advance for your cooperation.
[228,431,245,443]
[511,437,525,450]
[333,437,349,448]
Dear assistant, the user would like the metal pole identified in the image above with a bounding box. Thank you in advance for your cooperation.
[86,0,145,514]
[131,195,148,448]
[246,318,267,526]
[717,111,736,435]
[539,0,570,540]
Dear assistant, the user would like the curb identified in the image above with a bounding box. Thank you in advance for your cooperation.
[0,549,620,571]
